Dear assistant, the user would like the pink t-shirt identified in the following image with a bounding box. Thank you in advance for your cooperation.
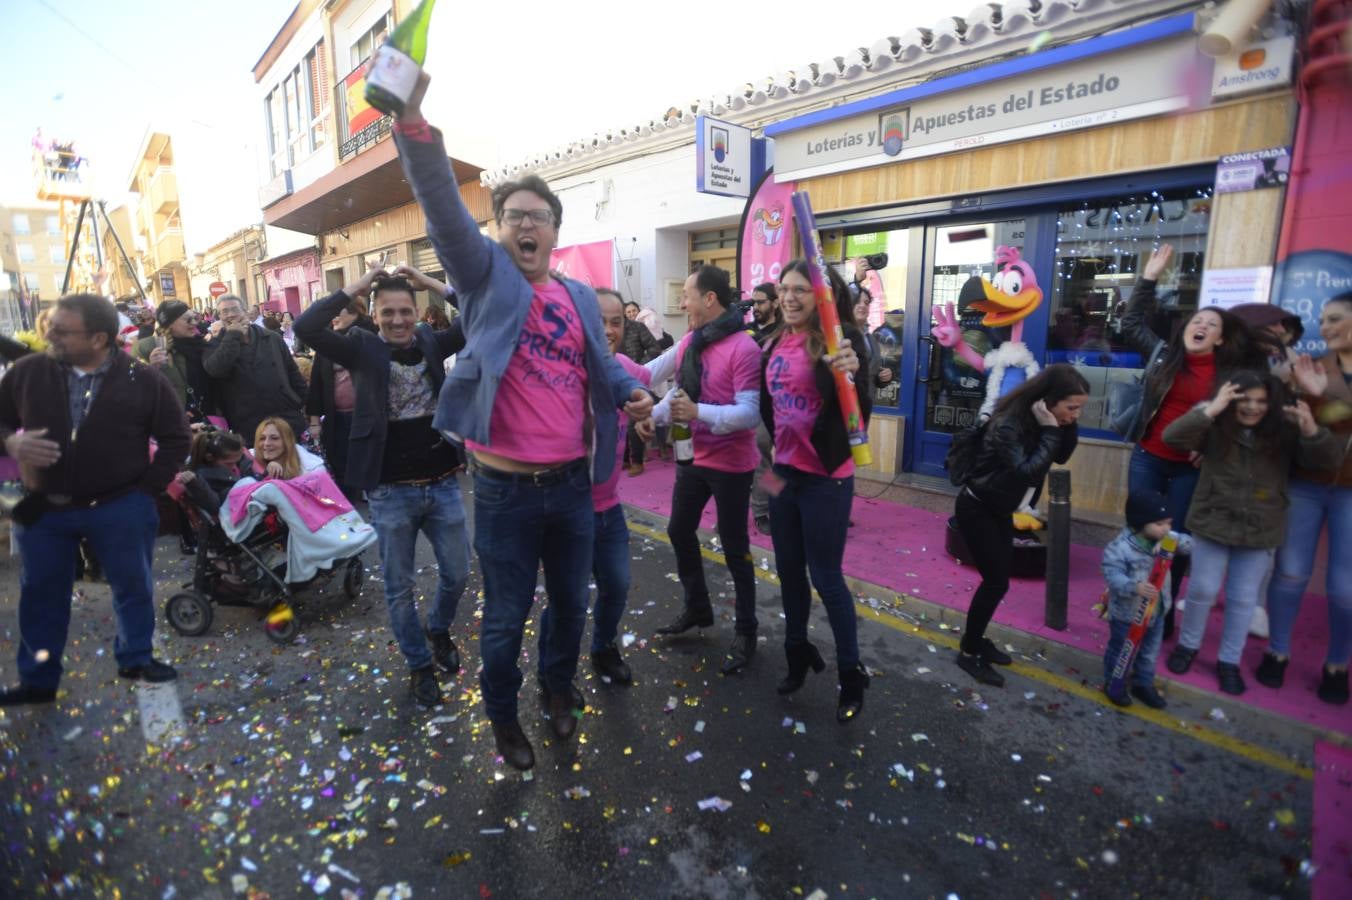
[467,281,589,464]
[592,354,652,512]
[674,331,761,473]
[767,332,853,478]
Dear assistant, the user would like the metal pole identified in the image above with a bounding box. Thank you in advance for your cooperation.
[1044,468,1071,631]
[98,201,148,304]
[60,200,89,295]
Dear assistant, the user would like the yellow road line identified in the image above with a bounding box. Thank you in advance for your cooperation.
[627,518,1314,781]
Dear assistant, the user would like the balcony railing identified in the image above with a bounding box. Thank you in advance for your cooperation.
[155,228,185,268]
[336,60,392,161]
[148,167,177,215]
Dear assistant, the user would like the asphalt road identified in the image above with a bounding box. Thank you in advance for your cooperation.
[0,477,1318,898]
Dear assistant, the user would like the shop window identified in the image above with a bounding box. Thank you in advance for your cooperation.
[1047,187,1212,434]
[841,230,910,410]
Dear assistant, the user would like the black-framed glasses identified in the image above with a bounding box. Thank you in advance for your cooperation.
[500,208,554,227]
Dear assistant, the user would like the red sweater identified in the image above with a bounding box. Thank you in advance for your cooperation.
[1141,352,1216,462]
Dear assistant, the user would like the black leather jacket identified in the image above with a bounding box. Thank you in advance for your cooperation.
[966,414,1078,514]
[1118,278,1170,443]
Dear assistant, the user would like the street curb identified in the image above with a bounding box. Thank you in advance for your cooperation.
[625,507,1348,770]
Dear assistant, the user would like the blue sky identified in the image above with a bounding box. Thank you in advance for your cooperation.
[2,0,974,252]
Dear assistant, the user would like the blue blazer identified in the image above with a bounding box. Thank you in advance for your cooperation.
[393,127,642,483]
[295,289,464,490]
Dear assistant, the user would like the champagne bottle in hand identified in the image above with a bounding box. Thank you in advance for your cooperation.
[365,0,437,116]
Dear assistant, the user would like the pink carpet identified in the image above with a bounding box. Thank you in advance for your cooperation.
[1314,740,1352,900]
[619,457,1351,740]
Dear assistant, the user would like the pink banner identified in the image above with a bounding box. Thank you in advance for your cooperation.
[739,172,795,298]
[550,240,613,288]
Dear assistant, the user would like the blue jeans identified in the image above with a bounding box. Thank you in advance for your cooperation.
[473,463,594,723]
[539,504,631,658]
[366,476,471,671]
[1104,612,1165,689]
[17,491,159,689]
[668,464,757,634]
[1267,478,1352,666]
[1127,446,1201,525]
[1178,534,1274,665]
[769,466,859,670]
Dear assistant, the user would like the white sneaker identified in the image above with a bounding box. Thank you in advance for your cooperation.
[1248,605,1270,639]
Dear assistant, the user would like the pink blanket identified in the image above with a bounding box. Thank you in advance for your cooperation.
[228,471,354,532]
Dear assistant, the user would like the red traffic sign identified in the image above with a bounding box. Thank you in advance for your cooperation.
[208,281,229,298]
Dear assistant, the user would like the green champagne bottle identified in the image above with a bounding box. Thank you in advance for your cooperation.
[364,0,437,117]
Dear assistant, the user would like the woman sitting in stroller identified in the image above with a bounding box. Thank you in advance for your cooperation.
[164,421,374,642]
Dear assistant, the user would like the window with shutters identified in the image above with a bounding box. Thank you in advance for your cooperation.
[306,41,329,149]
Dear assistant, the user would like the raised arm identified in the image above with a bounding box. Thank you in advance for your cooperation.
[392,72,491,300]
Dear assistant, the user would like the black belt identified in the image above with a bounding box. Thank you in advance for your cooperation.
[470,457,586,487]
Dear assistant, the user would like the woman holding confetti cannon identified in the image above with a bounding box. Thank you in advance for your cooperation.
[759,191,874,721]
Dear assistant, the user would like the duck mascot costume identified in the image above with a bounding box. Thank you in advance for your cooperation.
[932,245,1046,530]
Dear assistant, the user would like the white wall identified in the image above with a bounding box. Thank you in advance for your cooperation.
[545,143,744,338]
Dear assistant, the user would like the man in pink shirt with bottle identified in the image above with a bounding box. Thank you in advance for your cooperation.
[647,266,763,674]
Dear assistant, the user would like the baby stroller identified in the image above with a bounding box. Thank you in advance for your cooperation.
[164,480,367,644]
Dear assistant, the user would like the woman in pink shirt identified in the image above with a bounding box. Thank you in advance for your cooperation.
[761,261,873,722]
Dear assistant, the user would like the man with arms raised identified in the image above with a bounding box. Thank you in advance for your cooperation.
[295,267,471,709]
[393,71,652,771]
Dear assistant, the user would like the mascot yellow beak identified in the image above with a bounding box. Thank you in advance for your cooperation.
[972,279,1041,328]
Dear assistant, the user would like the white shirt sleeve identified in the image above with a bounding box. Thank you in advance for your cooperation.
[697,389,760,434]
[645,345,679,386]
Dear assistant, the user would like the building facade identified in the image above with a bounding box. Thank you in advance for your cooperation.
[188,225,265,310]
[254,0,489,312]
[1,203,68,313]
[127,132,190,306]
[473,0,1319,523]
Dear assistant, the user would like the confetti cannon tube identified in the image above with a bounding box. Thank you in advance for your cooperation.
[789,191,872,466]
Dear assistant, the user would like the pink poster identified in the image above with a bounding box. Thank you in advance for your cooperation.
[550,240,613,288]
[739,172,795,298]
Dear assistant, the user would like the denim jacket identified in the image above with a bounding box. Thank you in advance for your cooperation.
[1101,527,1193,621]
[393,126,642,483]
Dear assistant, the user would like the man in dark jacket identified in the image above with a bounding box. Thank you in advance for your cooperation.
[203,294,307,446]
[306,296,377,502]
[295,267,470,709]
[0,293,190,705]
[613,292,660,474]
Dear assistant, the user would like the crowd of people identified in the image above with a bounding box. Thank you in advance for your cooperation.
[0,71,1347,773]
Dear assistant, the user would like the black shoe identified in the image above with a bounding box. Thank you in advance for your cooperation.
[179,534,198,556]
[1318,667,1349,705]
[117,659,178,683]
[957,651,1005,687]
[1255,652,1288,689]
[721,632,756,675]
[1130,683,1168,709]
[409,666,442,707]
[977,637,1013,666]
[541,683,580,740]
[0,684,57,706]
[426,629,460,674]
[754,515,771,536]
[492,719,535,771]
[657,607,715,635]
[1165,645,1197,675]
[590,644,632,685]
[837,664,870,722]
[777,642,825,695]
[1216,662,1246,696]
[1103,684,1133,707]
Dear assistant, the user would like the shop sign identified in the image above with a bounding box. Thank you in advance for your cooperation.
[1215,146,1290,194]
[159,272,177,297]
[1210,35,1295,100]
[1199,265,1272,310]
[1271,249,1352,355]
[774,36,1197,181]
[696,116,754,198]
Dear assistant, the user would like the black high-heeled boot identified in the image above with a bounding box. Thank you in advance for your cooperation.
[837,664,870,723]
[777,642,826,695]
